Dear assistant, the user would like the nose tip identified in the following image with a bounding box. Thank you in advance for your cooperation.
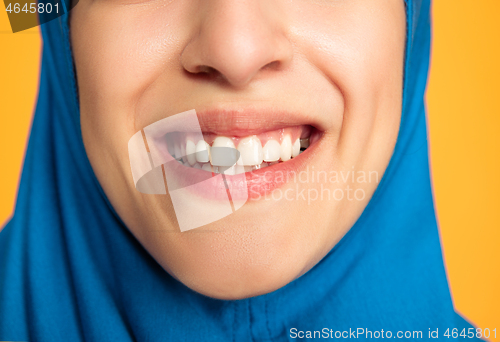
[181,2,292,88]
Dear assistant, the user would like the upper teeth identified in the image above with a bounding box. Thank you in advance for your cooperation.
[280,135,292,162]
[211,137,239,167]
[185,140,197,166]
[195,140,210,163]
[262,140,280,162]
[170,134,310,173]
[237,136,263,165]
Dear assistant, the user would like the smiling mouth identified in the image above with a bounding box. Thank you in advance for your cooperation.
[135,108,324,201]
[166,125,316,174]
[130,109,324,231]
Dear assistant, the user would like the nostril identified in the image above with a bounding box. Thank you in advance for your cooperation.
[196,65,218,75]
[262,60,281,71]
[184,65,223,82]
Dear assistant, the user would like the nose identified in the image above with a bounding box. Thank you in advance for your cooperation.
[181,1,293,88]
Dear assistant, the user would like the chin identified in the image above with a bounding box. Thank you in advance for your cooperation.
[150,211,319,300]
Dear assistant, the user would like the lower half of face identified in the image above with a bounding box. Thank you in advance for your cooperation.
[71,0,406,299]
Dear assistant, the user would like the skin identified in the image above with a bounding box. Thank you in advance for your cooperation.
[70,0,406,299]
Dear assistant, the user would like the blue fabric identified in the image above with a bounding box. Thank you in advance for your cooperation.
[0,0,481,341]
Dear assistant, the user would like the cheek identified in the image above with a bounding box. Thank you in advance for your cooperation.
[290,2,405,101]
[71,2,187,189]
[289,1,405,159]
[71,1,193,136]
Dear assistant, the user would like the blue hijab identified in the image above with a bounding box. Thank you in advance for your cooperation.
[0,0,480,340]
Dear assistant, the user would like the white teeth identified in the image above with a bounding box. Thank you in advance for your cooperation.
[211,137,238,166]
[172,133,311,171]
[201,163,213,172]
[186,140,197,166]
[235,165,245,175]
[237,136,263,166]
[195,140,210,163]
[280,135,292,162]
[222,165,236,175]
[174,143,182,160]
[235,165,252,174]
[262,139,280,162]
[300,138,310,149]
[292,139,300,158]
[213,136,235,148]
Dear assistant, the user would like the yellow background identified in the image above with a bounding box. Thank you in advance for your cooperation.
[1,1,499,339]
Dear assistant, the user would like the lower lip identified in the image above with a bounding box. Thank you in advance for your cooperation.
[165,139,319,202]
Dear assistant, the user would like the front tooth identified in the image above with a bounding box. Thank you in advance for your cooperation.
[222,165,236,175]
[300,138,310,149]
[262,139,280,162]
[193,163,202,169]
[201,163,213,172]
[235,165,245,174]
[292,139,300,158]
[211,137,238,166]
[235,165,244,175]
[195,140,210,163]
[235,165,253,174]
[280,135,292,162]
[174,143,182,160]
[237,136,263,166]
[186,140,197,165]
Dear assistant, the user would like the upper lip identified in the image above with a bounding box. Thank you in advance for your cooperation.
[196,105,325,136]
[143,104,326,140]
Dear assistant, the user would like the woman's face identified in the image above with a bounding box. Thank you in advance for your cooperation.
[71,0,406,299]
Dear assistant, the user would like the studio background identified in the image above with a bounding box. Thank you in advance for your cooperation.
[1,1,499,339]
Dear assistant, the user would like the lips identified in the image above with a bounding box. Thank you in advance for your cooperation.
[129,109,323,231]
[136,109,323,199]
